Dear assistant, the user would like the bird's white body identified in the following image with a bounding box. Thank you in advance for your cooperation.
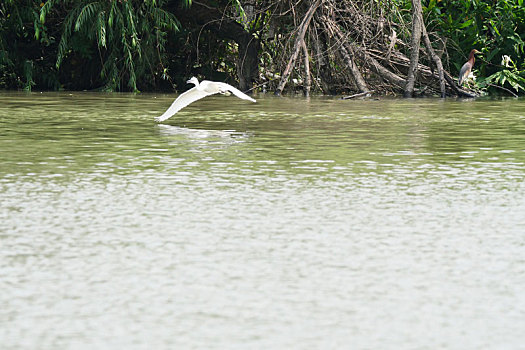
[155,77,256,122]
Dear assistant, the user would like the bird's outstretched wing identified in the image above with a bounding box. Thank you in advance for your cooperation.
[155,88,213,122]
[215,82,256,102]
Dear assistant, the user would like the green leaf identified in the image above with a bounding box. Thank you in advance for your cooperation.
[34,22,40,40]
[97,12,106,47]
[490,19,501,36]
[486,49,499,62]
[75,3,99,32]
[459,19,473,29]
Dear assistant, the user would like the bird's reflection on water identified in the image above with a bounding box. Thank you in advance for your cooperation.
[156,124,251,147]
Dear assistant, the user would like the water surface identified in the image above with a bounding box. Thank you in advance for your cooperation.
[1,92,525,349]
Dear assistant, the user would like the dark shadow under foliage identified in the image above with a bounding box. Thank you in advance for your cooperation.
[1,0,524,95]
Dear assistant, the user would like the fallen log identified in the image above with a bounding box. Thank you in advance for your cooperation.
[342,90,374,99]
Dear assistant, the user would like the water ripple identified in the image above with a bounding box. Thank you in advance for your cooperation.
[1,93,525,349]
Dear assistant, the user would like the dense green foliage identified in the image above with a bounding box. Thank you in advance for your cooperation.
[424,0,525,93]
[1,0,190,91]
[1,0,524,94]
[41,0,187,91]
[0,0,49,90]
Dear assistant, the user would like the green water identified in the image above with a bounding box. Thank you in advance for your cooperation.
[1,92,525,349]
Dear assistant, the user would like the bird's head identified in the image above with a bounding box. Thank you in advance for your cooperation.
[187,77,199,86]
[471,49,482,55]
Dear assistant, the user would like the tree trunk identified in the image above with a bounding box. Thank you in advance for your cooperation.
[323,18,369,93]
[357,48,406,87]
[421,25,446,97]
[311,24,333,94]
[302,40,311,97]
[275,0,321,96]
[176,2,259,93]
[405,0,423,97]
[236,35,260,92]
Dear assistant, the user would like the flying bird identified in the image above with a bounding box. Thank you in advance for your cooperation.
[155,77,256,122]
[458,49,481,86]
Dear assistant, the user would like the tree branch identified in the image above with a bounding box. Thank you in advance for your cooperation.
[275,0,321,96]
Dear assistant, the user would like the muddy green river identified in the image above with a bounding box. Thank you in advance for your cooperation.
[1,92,524,349]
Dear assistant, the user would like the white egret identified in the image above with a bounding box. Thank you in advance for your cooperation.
[155,77,256,122]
